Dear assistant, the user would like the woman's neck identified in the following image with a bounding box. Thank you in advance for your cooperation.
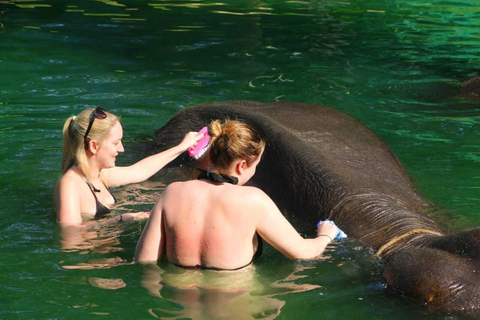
[86,155,101,181]
[199,168,239,185]
[209,165,236,177]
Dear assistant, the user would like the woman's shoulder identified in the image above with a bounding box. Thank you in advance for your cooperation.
[236,184,266,195]
[162,180,202,197]
[165,180,197,190]
[55,169,86,192]
[223,184,271,205]
[54,169,85,212]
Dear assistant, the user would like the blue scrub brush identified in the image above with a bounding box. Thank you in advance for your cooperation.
[317,218,347,240]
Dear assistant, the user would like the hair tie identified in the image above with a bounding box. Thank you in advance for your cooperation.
[68,116,76,131]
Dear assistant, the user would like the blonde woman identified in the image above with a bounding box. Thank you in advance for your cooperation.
[135,119,340,269]
[54,106,203,227]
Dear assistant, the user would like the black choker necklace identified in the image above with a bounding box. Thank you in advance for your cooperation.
[197,169,238,185]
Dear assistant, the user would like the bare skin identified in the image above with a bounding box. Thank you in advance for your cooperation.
[54,120,203,227]
[135,156,339,269]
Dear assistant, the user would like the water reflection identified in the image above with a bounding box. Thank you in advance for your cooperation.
[88,277,126,290]
[114,180,165,214]
[59,223,131,270]
[140,261,324,319]
[61,256,132,270]
[59,224,123,254]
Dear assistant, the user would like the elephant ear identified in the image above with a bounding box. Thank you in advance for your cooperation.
[383,247,480,312]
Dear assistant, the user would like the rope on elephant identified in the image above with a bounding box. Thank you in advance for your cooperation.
[375,229,444,257]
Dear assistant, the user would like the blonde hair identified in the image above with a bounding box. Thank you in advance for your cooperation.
[61,108,120,182]
[208,119,265,173]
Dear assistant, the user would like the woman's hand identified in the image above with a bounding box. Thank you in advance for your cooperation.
[316,221,339,242]
[177,131,205,151]
[119,211,150,222]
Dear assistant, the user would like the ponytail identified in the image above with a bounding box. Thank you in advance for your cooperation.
[61,116,77,174]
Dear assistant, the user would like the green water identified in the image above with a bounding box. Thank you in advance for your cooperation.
[1,0,480,318]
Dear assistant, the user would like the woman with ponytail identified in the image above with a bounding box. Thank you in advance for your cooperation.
[135,119,339,269]
[54,106,203,227]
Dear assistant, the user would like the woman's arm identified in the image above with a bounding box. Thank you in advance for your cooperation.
[55,179,83,226]
[103,132,203,187]
[253,190,339,260]
[90,211,150,227]
[134,198,165,262]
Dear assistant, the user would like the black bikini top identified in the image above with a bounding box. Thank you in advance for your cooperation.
[86,181,116,219]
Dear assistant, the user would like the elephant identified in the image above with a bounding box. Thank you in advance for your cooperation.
[149,101,480,313]
[461,73,480,100]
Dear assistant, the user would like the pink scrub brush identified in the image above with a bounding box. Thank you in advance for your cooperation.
[188,127,211,160]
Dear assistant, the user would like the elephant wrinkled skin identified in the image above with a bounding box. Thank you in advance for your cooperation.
[461,73,480,100]
[150,101,480,313]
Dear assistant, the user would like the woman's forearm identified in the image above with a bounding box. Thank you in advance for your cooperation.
[124,144,185,183]
[103,144,185,186]
[104,132,201,187]
[293,236,332,260]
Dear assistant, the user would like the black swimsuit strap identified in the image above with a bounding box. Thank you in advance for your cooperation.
[197,169,239,185]
[86,180,101,192]
[85,180,117,202]
[85,181,114,219]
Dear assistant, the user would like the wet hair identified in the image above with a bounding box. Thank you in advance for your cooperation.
[61,108,120,182]
[208,119,265,173]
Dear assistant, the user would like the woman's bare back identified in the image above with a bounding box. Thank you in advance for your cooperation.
[161,180,261,270]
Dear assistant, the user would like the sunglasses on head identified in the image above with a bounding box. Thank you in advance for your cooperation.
[84,106,107,147]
